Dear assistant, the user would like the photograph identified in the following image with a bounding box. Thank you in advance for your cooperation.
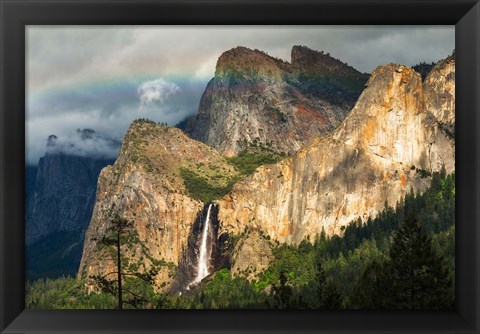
[25,25,456,310]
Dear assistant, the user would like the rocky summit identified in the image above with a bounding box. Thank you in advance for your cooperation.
[186,46,369,157]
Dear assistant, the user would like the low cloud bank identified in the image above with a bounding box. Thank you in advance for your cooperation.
[44,128,121,161]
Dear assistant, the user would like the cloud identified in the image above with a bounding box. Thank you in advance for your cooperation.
[194,56,219,80]
[25,78,206,164]
[26,108,125,164]
[28,26,455,93]
[137,78,181,109]
[43,128,121,160]
[29,80,138,120]
[27,27,136,92]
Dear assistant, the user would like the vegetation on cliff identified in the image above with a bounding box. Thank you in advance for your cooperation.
[179,168,240,203]
[119,119,241,198]
[178,144,286,202]
[226,146,286,176]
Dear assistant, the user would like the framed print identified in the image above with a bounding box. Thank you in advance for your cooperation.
[1,0,479,333]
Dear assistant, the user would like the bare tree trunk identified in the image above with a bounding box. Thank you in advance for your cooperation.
[117,232,123,310]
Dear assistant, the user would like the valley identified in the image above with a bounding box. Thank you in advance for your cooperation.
[26,46,455,310]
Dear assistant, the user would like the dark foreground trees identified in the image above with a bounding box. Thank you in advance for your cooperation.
[351,216,454,309]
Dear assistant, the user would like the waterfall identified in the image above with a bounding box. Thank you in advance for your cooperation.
[192,203,212,284]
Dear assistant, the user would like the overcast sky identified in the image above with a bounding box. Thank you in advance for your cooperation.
[26,25,454,165]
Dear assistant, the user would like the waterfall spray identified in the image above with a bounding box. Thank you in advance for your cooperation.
[192,203,212,284]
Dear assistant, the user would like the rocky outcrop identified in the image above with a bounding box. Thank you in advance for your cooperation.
[78,120,239,290]
[217,57,455,243]
[186,46,369,157]
[231,230,274,281]
[423,55,455,137]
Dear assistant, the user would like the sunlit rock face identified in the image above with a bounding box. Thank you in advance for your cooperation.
[217,57,455,243]
[78,122,238,291]
[186,46,369,157]
[423,55,455,137]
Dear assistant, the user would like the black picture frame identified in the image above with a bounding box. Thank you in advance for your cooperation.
[1,0,479,333]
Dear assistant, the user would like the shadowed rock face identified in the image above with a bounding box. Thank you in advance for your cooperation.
[186,46,369,157]
[25,154,113,280]
[291,45,369,106]
[26,154,113,244]
[217,57,455,244]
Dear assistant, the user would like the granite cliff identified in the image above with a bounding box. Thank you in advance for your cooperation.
[217,55,455,243]
[186,46,369,157]
[26,153,113,280]
[25,129,118,280]
[26,154,112,244]
[78,120,239,290]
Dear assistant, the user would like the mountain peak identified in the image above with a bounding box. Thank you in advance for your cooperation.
[361,63,420,94]
[187,45,368,157]
[332,62,424,165]
[215,46,287,79]
[370,63,418,77]
[291,45,361,74]
[291,45,326,66]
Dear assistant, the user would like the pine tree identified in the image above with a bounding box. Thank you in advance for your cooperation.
[322,278,343,309]
[383,215,453,309]
[351,215,454,309]
[89,214,158,309]
[270,270,293,309]
[302,260,345,309]
[351,259,389,308]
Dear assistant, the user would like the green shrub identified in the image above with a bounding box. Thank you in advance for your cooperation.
[179,168,240,202]
[227,148,284,175]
